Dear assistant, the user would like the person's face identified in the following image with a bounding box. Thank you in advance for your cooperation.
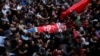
[3,15,7,18]
[8,11,12,15]
[15,32,20,37]
[25,44,28,47]
[32,41,34,45]
[18,40,22,45]
[73,29,76,32]
[20,20,23,24]
[17,11,21,14]
[96,10,100,14]
[24,14,28,18]
[2,21,6,24]
[2,6,6,10]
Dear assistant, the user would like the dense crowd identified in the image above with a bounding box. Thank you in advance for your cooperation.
[0,0,100,56]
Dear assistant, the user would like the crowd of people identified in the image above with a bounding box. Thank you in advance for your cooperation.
[0,0,100,56]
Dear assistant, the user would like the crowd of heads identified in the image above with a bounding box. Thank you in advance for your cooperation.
[0,0,100,56]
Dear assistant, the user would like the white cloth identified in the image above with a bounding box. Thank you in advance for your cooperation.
[42,0,46,4]
[21,35,29,41]
[1,18,9,22]
[79,26,84,31]
[36,13,42,18]
[9,53,15,55]
[4,4,10,10]
[17,5,22,10]
[2,9,8,15]
[56,23,62,32]
[0,36,6,47]
[81,37,89,46]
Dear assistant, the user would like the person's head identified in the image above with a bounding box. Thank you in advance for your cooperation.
[2,15,7,18]
[2,5,6,10]
[19,20,23,24]
[18,2,22,6]
[0,28,3,36]
[15,32,20,38]
[17,10,21,14]
[7,11,12,15]
[18,39,22,45]
[24,44,28,48]
[27,23,33,28]
[31,41,34,45]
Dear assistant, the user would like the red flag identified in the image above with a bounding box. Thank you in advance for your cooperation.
[37,23,66,33]
[37,24,58,33]
[60,0,90,19]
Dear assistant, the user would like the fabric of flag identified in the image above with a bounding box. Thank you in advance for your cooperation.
[60,0,90,19]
